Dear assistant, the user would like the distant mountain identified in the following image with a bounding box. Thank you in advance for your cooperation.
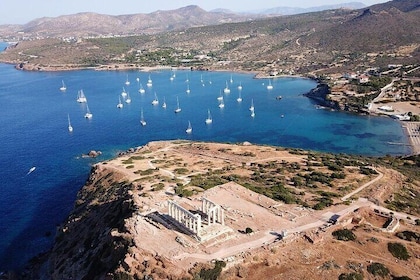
[0,5,265,38]
[251,2,366,15]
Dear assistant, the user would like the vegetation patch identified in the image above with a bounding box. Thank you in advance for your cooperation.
[332,229,356,241]
[367,262,390,277]
[198,260,226,280]
[387,242,410,260]
[338,272,363,280]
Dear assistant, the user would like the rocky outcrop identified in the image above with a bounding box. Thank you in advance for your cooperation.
[304,83,340,110]
[46,165,137,279]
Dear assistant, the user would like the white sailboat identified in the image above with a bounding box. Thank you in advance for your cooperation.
[67,114,73,132]
[249,99,254,111]
[186,84,191,94]
[60,80,66,91]
[218,99,225,109]
[125,92,131,104]
[237,82,242,91]
[217,90,224,101]
[151,93,159,105]
[117,96,123,108]
[136,77,140,82]
[84,103,93,119]
[125,75,130,86]
[146,75,153,87]
[237,90,242,102]
[162,97,167,108]
[76,89,87,103]
[205,109,212,124]
[251,109,255,118]
[223,81,230,94]
[267,79,273,90]
[121,87,128,98]
[230,74,234,83]
[174,96,181,113]
[140,108,146,126]
[185,121,192,134]
[138,83,145,94]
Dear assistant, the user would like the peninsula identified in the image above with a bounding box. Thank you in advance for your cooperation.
[29,140,419,279]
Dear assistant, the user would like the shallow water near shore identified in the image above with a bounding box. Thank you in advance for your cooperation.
[0,42,410,270]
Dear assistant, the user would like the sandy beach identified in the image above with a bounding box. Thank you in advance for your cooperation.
[402,122,420,155]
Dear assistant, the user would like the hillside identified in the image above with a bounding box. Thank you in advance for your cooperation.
[0,0,419,76]
[0,5,265,38]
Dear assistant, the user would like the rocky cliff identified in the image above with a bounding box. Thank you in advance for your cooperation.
[44,164,186,280]
[304,83,340,110]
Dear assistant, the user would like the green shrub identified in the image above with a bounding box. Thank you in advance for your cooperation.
[367,262,389,277]
[338,272,363,280]
[198,260,226,280]
[387,242,410,260]
[332,229,356,241]
[392,276,412,280]
[245,227,253,234]
[396,230,420,243]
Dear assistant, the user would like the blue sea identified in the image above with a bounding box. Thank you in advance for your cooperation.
[0,42,410,271]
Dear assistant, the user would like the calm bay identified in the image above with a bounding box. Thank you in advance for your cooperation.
[0,42,410,270]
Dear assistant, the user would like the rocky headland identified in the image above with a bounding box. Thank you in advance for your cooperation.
[13,140,420,280]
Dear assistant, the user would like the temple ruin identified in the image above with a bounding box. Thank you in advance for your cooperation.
[167,198,226,240]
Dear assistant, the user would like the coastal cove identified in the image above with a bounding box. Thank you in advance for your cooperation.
[0,43,412,270]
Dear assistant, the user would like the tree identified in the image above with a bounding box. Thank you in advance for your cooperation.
[367,262,390,277]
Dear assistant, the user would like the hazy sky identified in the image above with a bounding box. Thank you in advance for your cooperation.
[1,0,389,25]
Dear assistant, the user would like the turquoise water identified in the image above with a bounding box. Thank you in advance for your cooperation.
[0,42,410,270]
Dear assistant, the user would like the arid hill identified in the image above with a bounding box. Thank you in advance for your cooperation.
[0,5,266,38]
[0,0,419,75]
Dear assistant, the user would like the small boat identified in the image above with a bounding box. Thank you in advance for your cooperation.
[200,74,204,83]
[185,121,192,134]
[121,87,128,98]
[218,99,225,109]
[237,91,242,102]
[186,84,191,94]
[125,75,130,86]
[267,79,273,90]
[249,99,254,111]
[67,114,73,132]
[174,96,181,113]
[140,108,146,126]
[136,77,140,82]
[223,81,230,94]
[162,97,167,108]
[276,95,282,100]
[60,80,66,91]
[138,83,145,94]
[151,93,159,105]
[217,90,224,101]
[84,103,93,119]
[76,89,87,103]
[230,74,234,83]
[237,82,242,91]
[117,96,123,108]
[146,75,153,87]
[251,110,255,118]
[27,166,36,175]
[205,109,212,124]
[125,92,131,104]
